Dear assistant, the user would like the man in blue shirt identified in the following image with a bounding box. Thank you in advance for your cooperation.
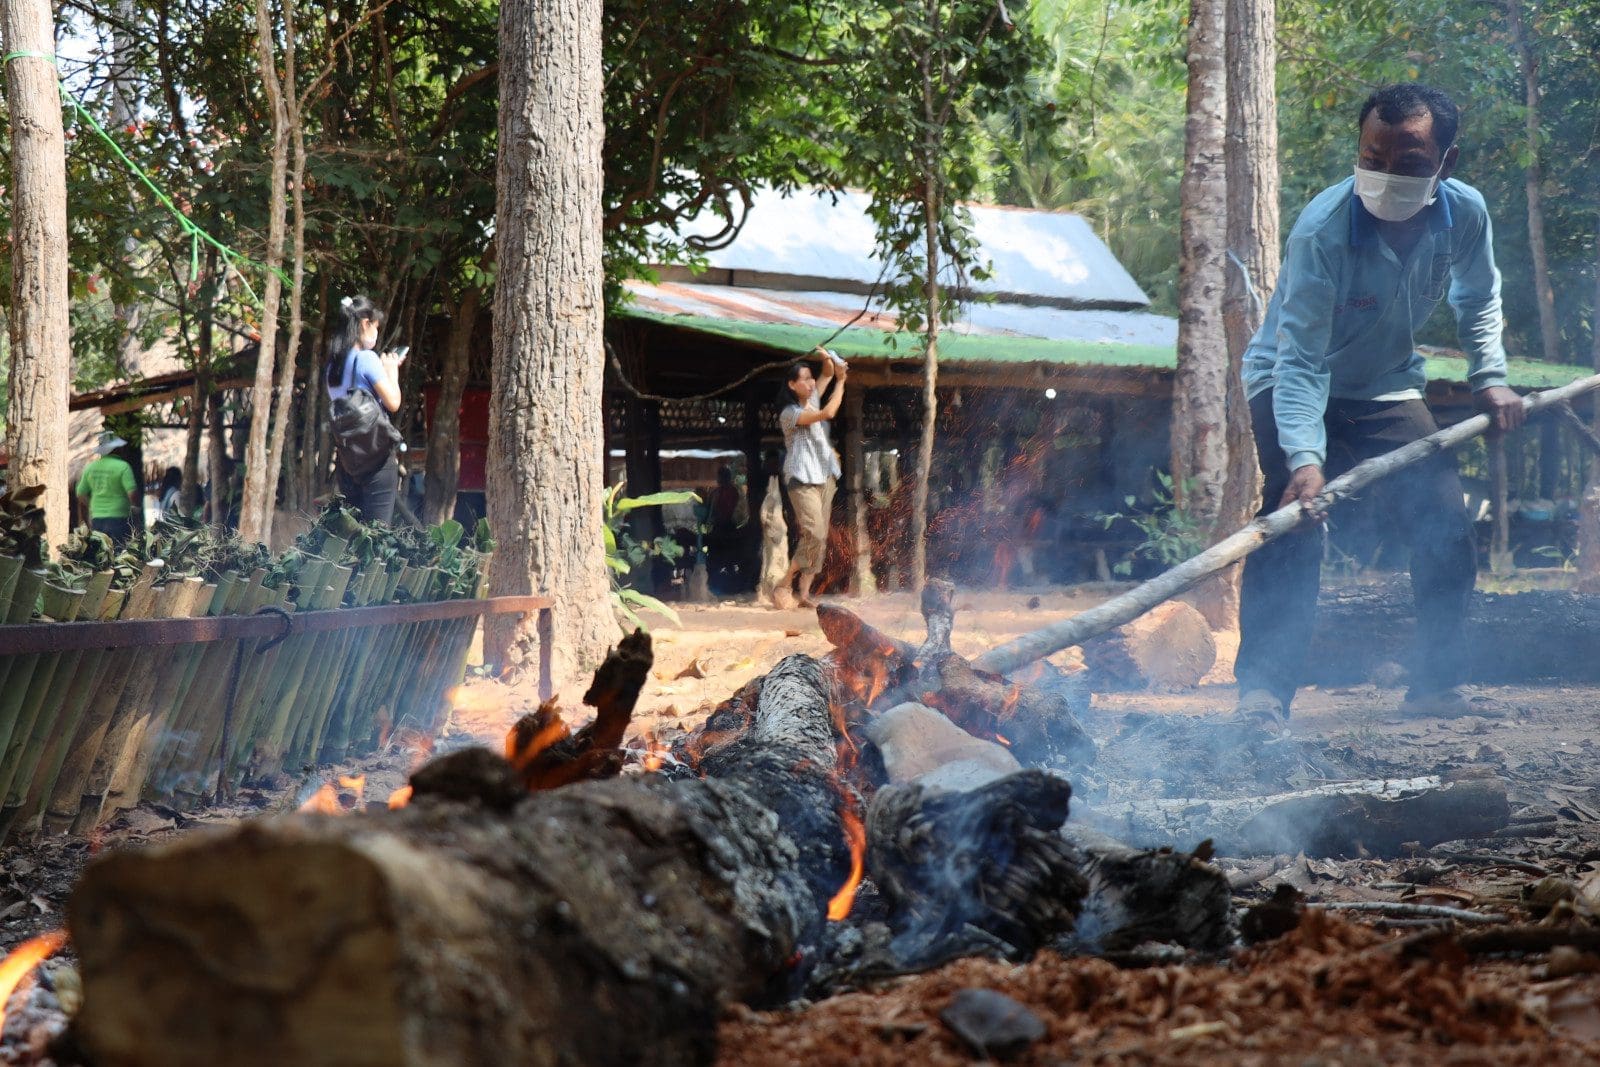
[1236,83,1525,726]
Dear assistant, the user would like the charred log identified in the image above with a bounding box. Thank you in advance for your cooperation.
[866,769,1086,968]
[67,654,850,1067]
[1058,824,1234,953]
[1082,771,1511,858]
[508,629,653,790]
[1308,581,1600,686]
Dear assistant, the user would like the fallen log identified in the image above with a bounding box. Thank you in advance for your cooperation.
[68,654,853,1067]
[974,372,1600,675]
[1081,600,1216,691]
[1081,772,1511,858]
[1307,580,1600,686]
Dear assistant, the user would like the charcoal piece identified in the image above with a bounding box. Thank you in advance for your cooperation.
[940,988,1046,1059]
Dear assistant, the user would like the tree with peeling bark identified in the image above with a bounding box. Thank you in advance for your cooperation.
[1502,0,1562,371]
[487,0,616,685]
[1,4,72,545]
[1170,0,1230,554]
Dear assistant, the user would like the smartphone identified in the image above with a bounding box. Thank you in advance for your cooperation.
[391,345,410,360]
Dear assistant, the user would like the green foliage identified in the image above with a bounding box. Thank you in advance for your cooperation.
[1096,472,1207,577]
[602,483,699,630]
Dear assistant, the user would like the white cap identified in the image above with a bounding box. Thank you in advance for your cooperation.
[95,431,128,455]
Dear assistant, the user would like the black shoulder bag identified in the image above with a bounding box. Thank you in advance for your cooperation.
[329,351,404,478]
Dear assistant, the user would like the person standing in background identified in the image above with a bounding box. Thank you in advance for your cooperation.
[324,294,405,523]
[777,350,846,607]
[76,431,140,546]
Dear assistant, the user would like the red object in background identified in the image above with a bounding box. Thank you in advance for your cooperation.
[422,386,489,492]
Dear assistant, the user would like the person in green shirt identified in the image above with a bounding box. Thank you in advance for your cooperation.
[75,432,140,546]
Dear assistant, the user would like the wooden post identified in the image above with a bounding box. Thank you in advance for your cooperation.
[1489,436,1514,575]
[845,386,875,597]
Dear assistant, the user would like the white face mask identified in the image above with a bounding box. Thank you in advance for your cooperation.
[1353,157,1447,222]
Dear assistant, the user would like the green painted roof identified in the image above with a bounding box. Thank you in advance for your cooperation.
[623,308,1587,391]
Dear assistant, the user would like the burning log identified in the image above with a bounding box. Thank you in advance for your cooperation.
[67,654,855,1067]
[506,628,653,790]
[1307,581,1600,687]
[1081,771,1511,858]
[818,582,1095,769]
[1081,600,1217,691]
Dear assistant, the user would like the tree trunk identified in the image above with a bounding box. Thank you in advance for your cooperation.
[1,7,71,543]
[846,387,876,596]
[423,288,481,525]
[68,655,851,1067]
[908,0,942,592]
[1580,222,1600,592]
[1505,0,1562,367]
[237,0,292,545]
[1202,0,1278,629]
[265,20,309,526]
[1169,0,1230,553]
[206,390,228,531]
[486,0,614,686]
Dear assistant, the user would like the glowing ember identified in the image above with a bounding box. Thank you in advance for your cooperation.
[387,785,413,809]
[995,733,1012,747]
[338,774,367,806]
[826,805,867,921]
[297,782,341,815]
[0,931,67,1030]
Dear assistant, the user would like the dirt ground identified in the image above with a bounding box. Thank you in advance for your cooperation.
[4,584,1600,1063]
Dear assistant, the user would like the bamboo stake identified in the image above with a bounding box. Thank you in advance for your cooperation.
[73,577,209,832]
[975,373,1600,675]
[0,573,110,839]
[142,573,249,800]
[299,562,386,766]
[184,575,280,806]
[315,564,401,763]
[41,561,164,835]
[284,562,374,767]
[0,583,86,814]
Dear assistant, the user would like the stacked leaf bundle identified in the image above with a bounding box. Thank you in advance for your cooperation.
[0,490,495,839]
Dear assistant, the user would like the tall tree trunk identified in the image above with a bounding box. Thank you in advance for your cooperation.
[237,0,292,546]
[300,276,332,505]
[264,6,308,527]
[423,287,481,525]
[1579,220,1600,591]
[909,0,942,591]
[2,6,71,543]
[206,390,228,532]
[1505,0,1561,366]
[486,0,613,686]
[180,259,215,520]
[108,0,144,379]
[1170,0,1230,554]
[1200,0,1279,630]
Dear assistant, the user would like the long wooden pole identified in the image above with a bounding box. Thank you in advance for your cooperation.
[975,374,1600,676]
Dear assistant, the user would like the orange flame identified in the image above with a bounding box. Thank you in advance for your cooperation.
[297,782,341,815]
[995,733,1012,747]
[641,731,668,773]
[387,785,413,810]
[506,704,570,771]
[826,806,867,921]
[0,931,67,1029]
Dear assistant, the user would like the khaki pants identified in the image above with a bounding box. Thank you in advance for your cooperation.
[788,476,836,574]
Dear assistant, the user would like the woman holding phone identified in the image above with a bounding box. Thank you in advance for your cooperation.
[325,294,406,523]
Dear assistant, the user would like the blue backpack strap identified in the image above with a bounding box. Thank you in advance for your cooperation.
[342,349,358,393]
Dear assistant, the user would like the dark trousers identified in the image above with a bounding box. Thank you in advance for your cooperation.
[1236,390,1476,709]
[90,516,133,547]
[337,454,399,525]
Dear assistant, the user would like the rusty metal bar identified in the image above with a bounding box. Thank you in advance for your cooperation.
[0,594,552,656]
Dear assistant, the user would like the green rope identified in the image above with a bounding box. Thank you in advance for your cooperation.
[2,48,291,308]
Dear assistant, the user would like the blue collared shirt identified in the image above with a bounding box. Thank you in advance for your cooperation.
[1241,175,1509,471]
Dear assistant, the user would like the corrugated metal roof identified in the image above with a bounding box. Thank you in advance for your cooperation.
[617,283,1588,391]
[655,187,1151,309]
